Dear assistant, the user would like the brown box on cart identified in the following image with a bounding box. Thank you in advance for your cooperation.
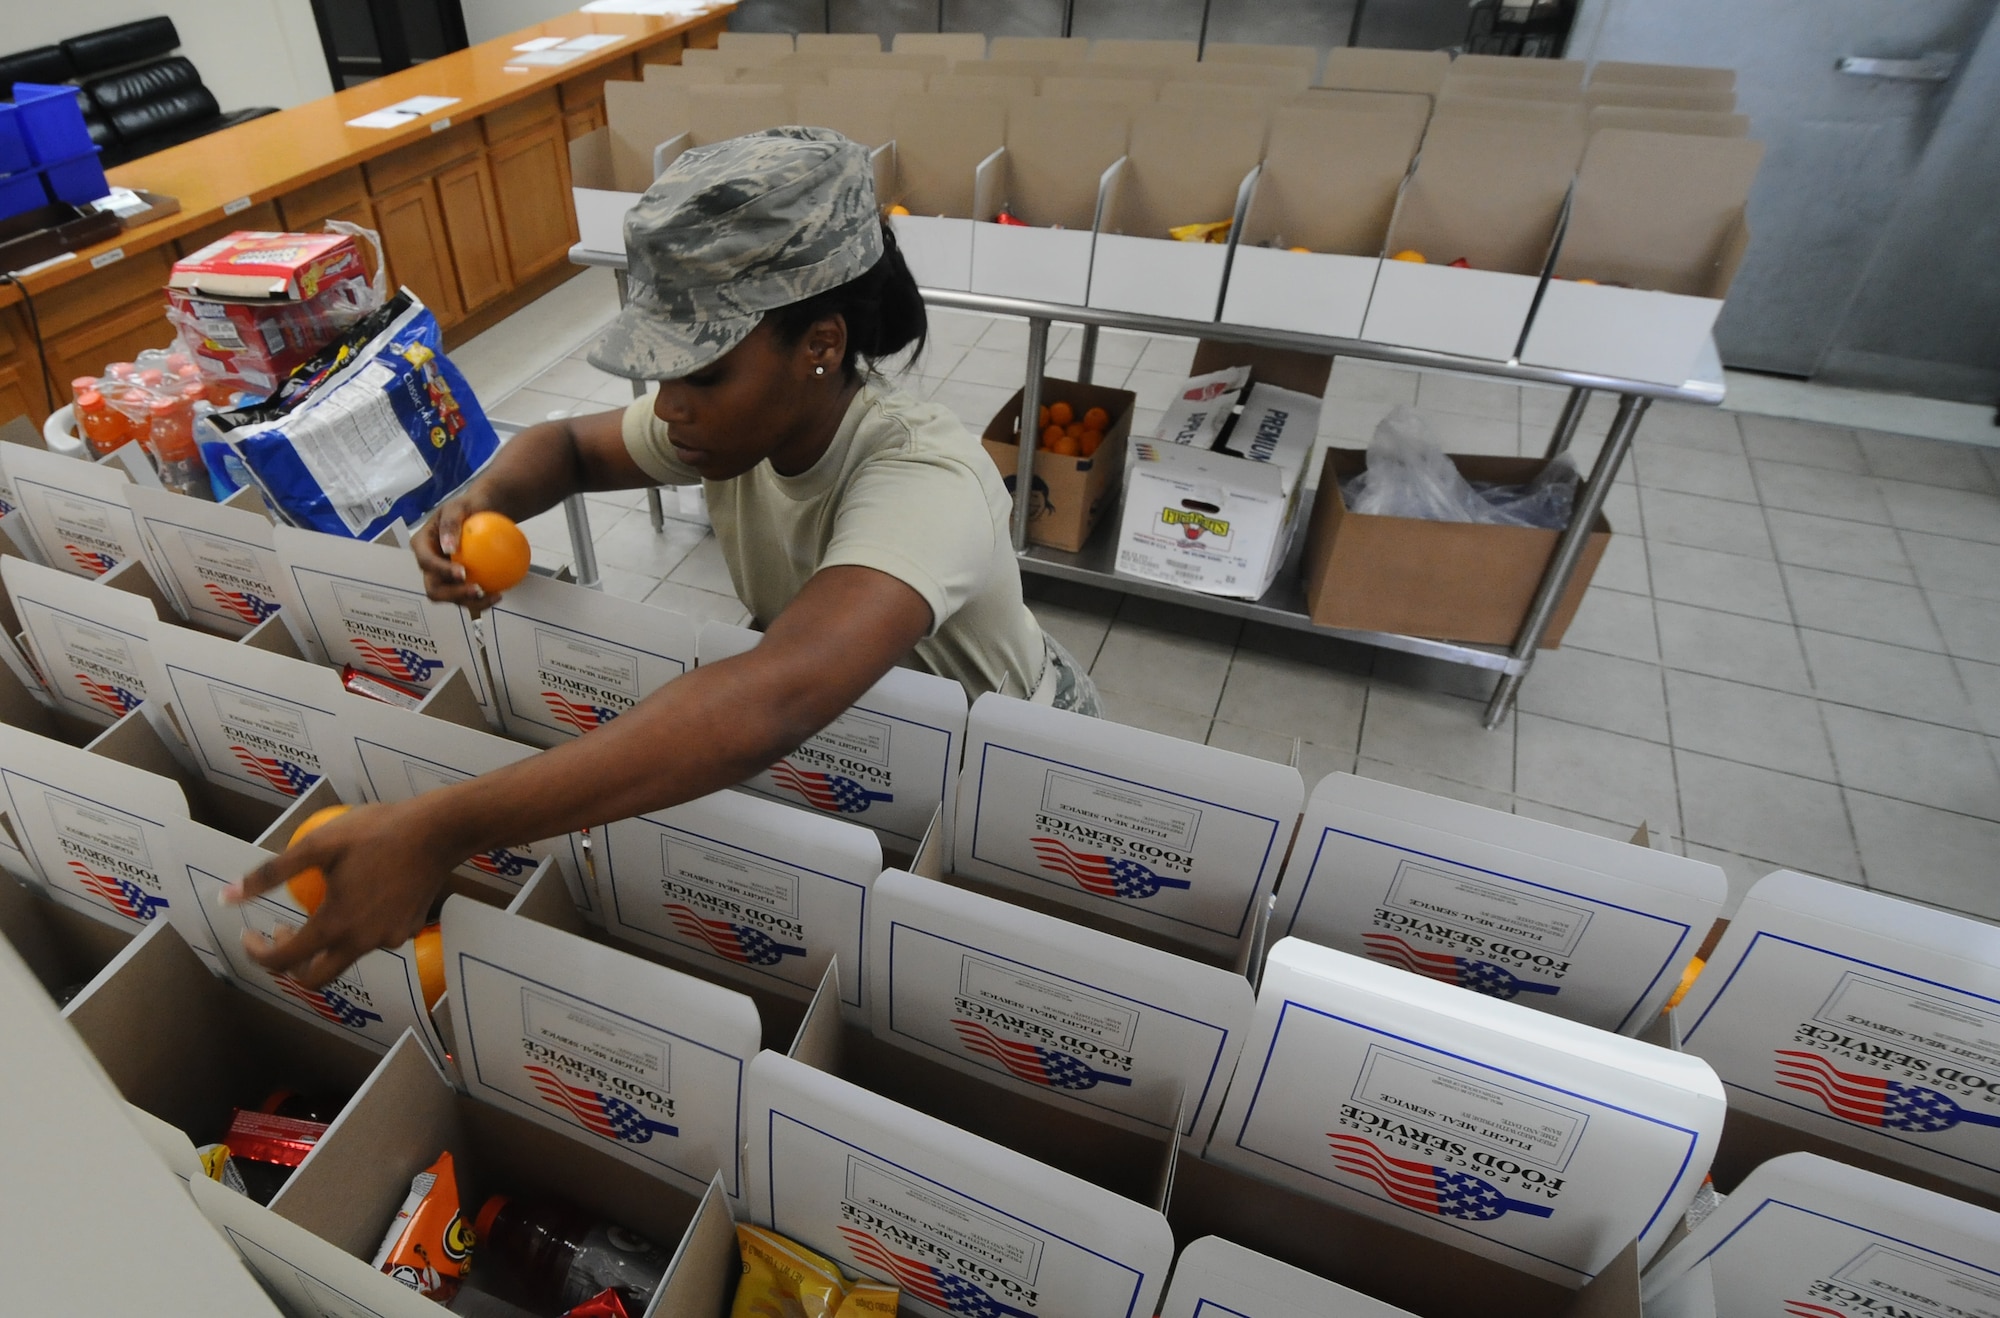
[980,377,1136,552]
[1300,449,1609,647]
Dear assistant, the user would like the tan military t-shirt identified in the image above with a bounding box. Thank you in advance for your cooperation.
[622,380,1046,700]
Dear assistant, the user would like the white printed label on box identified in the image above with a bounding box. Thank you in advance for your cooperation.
[3,556,159,727]
[342,693,571,892]
[1275,774,1724,1034]
[1208,940,1724,1286]
[485,574,696,747]
[953,695,1301,957]
[1641,1154,2000,1318]
[747,1052,1175,1318]
[0,723,210,957]
[128,488,300,641]
[598,787,881,1014]
[1677,872,2000,1197]
[444,894,761,1198]
[700,623,966,852]
[149,621,363,805]
[180,820,445,1060]
[1158,1236,1420,1318]
[870,870,1252,1137]
[3,444,144,577]
[276,528,490,715]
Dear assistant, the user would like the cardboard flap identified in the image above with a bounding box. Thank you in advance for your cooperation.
[2,441,145,579]
[1159,83,1288,113]
[787,959,845,1071]
[650,1175,740,1318]
[1091,38,1198,66]
[930,70,1039,99]
[1321,48,1450,95]
[990,36,1090,61]
[1552,129,1764,295]
[1115,106,1268,236]
[654,129,693,182]
[1043,74,1158,106]
[687,83,793,143]
[2,554,165,734]
[893,32,989,59]
[1158,1234,1428,1318]
[889,93,1008,215]
[825,66,929,97]
[1587,105,1749,138]
[1001,101,1131,229]
[605,80,692,191]
[1590,61,1735,91]
[1242,105,1425,254]
[1585,84,1737,113]
[1453,54,1587,86]
[795,85,901,147]
[1181,61,1314,92]
[1189,340,1333,399]
[1384,116,1584,273]
[125,486,299,643]
[715,31,796,56]
[1204,42,1320,69]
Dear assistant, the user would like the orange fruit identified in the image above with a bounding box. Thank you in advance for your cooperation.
[1390,249,1427,263]
[285,804,349,914]
[1079,430,1102,458]
[1574,278,1599,286]
[1082,406,1109,430]
[1665,956,1705,1011]
[1048,400,1074,426]
[1288,245,1312,254]
[452,511,531,595]
[1042,423,1066,448]
[886,204,911,217]
[414,923,445,1008]
[1036,404,1050,427]
[1047,432,1080,457]
[1065,422,1085,441]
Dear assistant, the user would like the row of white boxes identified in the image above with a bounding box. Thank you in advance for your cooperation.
[5,431,1995,1312]
[570,45,1762,386]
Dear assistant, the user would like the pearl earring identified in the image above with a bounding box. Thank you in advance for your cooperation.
[814,365,826,376]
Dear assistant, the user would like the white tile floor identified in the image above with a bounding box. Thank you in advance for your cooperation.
[461,281,2000,926]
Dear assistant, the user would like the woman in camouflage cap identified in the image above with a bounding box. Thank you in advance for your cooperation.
[234,128,1097,989]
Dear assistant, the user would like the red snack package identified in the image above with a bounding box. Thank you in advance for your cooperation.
[563,1290,634,1318]
[369,1151,475,1302]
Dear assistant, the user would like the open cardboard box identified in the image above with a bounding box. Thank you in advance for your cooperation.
[1087,105,1266,321]
[1301,448,1610,647]
[968,100,1127,304]
[884,93,1008,291]
[1320,47,1451,96]
[190,1030,706,1318]
[64,920,384,1185]
[979,375,1136,552]
[1222,100,1428,337]
[1451,53,1588,87]
[929,68,1040,99]
[1361,113,1584,361]
[1520,129,1764,385]
[1588,104,1750,138]
[795,84,903,147]
[990,35,1090,61]
[1042,73,1159,106]
[0,866,131,1003]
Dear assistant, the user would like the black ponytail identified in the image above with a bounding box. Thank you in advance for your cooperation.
[767,219,929,382]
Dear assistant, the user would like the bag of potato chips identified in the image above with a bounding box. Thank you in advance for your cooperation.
[730,1224,898,1318]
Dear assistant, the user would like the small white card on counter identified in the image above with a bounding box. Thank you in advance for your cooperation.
[2,555,163,729]
[1158,1235,1421,1318]
[699,621,968,856]
[0,721,211,960]
[147,619,366,806]
[0,442,146,577]
[952,693,1303,959]
[443,893,763,1199]
[1641,1153,2000,1318]
[597,786,882,1017]
[746,1049,1176,1318]
[1274,773,1726,1034]
[1207,938,1725,1286]
[126,487,307,646]
[176,811,449,1062]
[870,869,1253,1139]
[1676,870,2000,1199]
[485,573,696,747]
[275,526,493,721]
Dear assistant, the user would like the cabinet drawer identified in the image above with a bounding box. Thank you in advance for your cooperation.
[0,357,47,427]
[32,245,177,339]
[560,55,640,112]
[279,168,370,230]
[45,297,179,393]
[174,201,284,259]
[364,121,484,196]
[563,103,605,141]
[484,90,560,145]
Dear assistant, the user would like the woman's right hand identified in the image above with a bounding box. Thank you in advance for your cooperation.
[414,492,493,610]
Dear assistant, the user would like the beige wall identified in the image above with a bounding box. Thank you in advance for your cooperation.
[7,1,333,113]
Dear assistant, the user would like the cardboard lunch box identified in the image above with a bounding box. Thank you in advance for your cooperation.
[967,99,1129,306]
[1520,129,1765,386]
[884,92,1009,291]
[1087,105,1267,322]
[979,375,1136,552]
[1221,100,1429,338]
[1301,448,1610,647]
[1361,113,1586,361]
[0,866,131,1004]
[1320,47,1451,97]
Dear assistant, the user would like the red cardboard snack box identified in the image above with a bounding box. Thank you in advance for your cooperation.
[166,230,376,396]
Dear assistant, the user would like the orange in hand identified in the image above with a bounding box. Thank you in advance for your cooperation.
[451,511,531,595]
[414,923,445,1008]
[1048,400,1074,427]
[285,804,350,914]
[1082,406,1110,430]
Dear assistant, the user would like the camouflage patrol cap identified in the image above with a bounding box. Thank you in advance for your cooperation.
[589,126,885,380]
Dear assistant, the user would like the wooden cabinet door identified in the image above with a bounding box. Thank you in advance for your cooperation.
[563,102,605,141]
[0,358,47,428]
[44,299,178,401]
[488,122,578,283]
[373,177,464,328]
[436,156,511,315]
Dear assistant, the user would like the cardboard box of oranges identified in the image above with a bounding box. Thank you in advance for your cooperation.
[980,376,1136,553]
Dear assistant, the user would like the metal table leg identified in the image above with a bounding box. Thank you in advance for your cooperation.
[615,269,669,535]
[563,493,603,590]
[1075,323,1100,385]
[1543,386,1592,460]
[1010,319,1052,552]
[1483,394,1649,727]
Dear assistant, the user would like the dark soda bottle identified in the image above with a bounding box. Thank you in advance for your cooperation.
[473,1194,668,1313]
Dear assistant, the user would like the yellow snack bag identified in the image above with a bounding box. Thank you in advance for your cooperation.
[731,1224,849,1318]
[1168,219,1233,244]
[836,1281,899,1316]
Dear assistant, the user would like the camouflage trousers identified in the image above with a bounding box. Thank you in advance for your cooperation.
[1031,631,1103,718]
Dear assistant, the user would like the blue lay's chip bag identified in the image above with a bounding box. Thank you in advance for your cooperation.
[208,290,499,540]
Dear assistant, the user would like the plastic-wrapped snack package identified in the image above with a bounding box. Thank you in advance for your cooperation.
[207,290,499,540]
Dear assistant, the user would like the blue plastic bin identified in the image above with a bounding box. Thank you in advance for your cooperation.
[39,148,108,206]
[0,104,29,176]
[9,83,96,166]
[0,169,46,222]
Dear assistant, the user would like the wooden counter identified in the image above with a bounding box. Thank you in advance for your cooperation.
[0,5,734,426]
